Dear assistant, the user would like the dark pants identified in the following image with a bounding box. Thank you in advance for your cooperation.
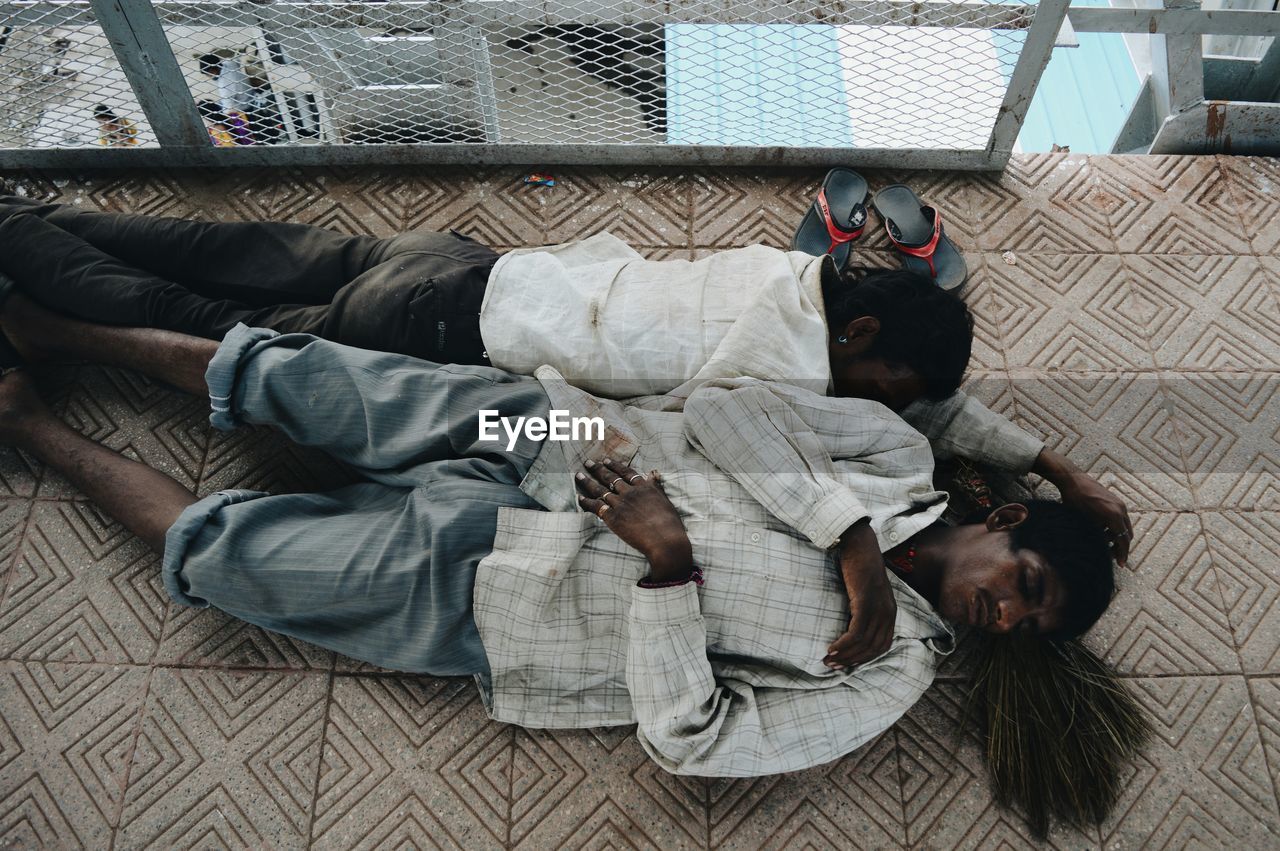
[0,197,497,364]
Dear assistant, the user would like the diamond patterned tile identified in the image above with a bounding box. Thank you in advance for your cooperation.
[1249,678,1280,806]
[1091,156,1250,255]
[0,497,30,589]
[1265,256,1280,310]
[984,253,1155,370]
[1124,255,1280,371]
[707,731,907,850]
[1101,676,1280,849]
[1008,372,1194,510]
[1220,156,1280,255]
[173,167,289,224]
[313,675,509,850]
[1081,512,1237,675]
[641,246,696,261]
[331,168,477,235]
[965,154,1115,253]
[197,424,360,499]
[116,667,328,849]
[540,168,694,247]
[0,445,40,500]
[80,171,215,221]
[1162,372,1280,510]
[511,727,709,849]
[958,371,1017,425]
[1201,511,1280,674]
[953,258,1008,372]
[689,169,795,249]
[0,501,165,664]
[513,167,619,246]
[155,599,335,671]
[0,661,147,849]
[757,170,825,251]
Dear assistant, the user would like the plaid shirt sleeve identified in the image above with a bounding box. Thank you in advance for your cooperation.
[683,379,874,550]
[626,584,940,776]
[901,390,1045,473]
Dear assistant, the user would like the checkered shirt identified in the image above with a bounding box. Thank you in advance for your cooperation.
[472,374,956,776]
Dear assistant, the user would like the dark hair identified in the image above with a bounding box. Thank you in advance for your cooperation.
[965,499,1115,639]
[92,104,116,121]
[197,53,223,76]
[824,268,973,401]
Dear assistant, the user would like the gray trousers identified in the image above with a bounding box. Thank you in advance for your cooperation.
[164,325,549,675]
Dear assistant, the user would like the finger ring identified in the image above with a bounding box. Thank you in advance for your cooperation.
[608,477,624,491]
[627,474,644,484]
[596,504,611,518]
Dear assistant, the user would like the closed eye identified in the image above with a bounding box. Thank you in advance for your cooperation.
[1020,559,1045,606]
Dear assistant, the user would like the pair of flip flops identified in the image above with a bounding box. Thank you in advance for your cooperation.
[791,168,967,290]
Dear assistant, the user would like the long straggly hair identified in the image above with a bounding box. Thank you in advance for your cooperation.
[967,627,1151,838]
[941,459,1151,837]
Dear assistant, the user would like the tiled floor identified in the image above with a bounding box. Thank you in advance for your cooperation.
[0,154,1278,849]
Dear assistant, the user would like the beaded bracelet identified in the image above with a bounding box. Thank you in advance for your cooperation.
[637,565,705,589]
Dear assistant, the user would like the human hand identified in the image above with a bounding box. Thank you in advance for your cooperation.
[1057,472,1133,566]
[825,521,896,670]
[1034,448,1133,565]
[575,458,693,581]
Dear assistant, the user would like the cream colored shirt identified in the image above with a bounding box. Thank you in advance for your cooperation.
[481,233,1045,473]
[482,233,832,398]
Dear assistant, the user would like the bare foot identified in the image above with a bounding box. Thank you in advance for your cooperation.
[0,292,54,363]
[0,369,52,445]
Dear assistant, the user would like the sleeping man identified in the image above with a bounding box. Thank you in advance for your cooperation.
[0,197,1133,575]
[0,299,1115,775]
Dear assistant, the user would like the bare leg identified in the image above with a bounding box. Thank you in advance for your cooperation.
[0,371,195,550]
[0,292,215,396]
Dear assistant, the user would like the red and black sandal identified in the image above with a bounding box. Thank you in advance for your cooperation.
[791,168,869,270]
[871,184,968,290]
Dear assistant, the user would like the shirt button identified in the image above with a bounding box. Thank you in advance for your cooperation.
[889,532,900,542]
[751,533,761,543]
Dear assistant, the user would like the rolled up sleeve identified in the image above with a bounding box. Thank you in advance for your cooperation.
[683,379,875,549]
[901,391,1044,473]
[204,323,281,431]
[162,488,268,608]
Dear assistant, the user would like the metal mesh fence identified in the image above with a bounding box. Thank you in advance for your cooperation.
[0,5,153,148]
[2,0,1043,154]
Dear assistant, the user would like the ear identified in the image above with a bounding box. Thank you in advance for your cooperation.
[984,503,1029,532]
[836,316,880,353]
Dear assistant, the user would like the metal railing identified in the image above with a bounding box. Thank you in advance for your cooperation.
[0,0,1276,169]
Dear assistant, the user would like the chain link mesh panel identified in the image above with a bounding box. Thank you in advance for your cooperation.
[0,4,153,148]
[3,0,1041,153]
